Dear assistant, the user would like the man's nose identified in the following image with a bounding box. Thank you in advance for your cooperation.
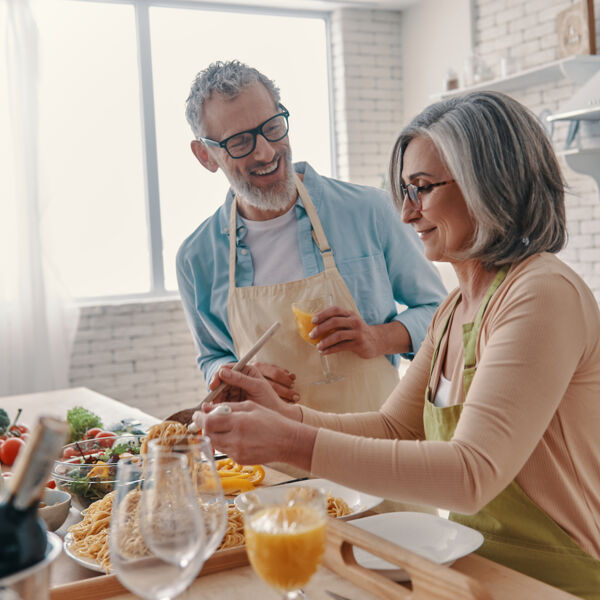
[252,133,276,162]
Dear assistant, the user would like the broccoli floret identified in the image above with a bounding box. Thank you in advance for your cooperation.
[0,409,9,435]
[66,406,103,443]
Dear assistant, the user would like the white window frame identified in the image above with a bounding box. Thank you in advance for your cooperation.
[65,0,337,304]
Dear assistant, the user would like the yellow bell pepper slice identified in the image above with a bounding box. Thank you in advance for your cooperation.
[88,461,109,479]
[220,476,256,494]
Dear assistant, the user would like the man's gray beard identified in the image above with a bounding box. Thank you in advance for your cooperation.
[227,154,296,212]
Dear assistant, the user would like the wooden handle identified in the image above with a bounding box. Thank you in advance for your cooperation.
[324,518,493,600]
[199,321,281,408]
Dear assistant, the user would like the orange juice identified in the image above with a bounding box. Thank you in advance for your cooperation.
[245,505,326,591]
[292,306,320,345]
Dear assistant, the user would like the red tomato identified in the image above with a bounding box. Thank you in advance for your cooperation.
[95,431,117,448]
[46,479,56,489]
[9,424,29,436]
[62,447,80,459]
[84,427,103,440]
[0,438,25,466]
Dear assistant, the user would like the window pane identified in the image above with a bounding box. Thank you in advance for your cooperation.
[35,1,149,297]
[149,8,332,290]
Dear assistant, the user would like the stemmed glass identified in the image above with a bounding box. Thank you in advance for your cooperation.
[110,454,207,600]
[240,486,327,599]
[292,295,345,385]
[148,434,227,559]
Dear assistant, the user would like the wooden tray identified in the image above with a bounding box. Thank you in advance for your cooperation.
[51,518,492,600]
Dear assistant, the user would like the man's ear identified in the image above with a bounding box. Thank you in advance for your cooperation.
[191,140,219,173]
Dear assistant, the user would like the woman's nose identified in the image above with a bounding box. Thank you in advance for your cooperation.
[401,197,419,223]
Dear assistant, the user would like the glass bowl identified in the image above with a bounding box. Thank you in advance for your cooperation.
[51,434,143,511]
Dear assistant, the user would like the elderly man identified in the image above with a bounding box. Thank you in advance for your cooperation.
[177,60,446,413]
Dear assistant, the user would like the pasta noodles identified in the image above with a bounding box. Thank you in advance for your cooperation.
[66,421,351,571]
[327,494,352,518]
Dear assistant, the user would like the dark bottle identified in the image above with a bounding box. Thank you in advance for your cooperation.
[0,416,68,578]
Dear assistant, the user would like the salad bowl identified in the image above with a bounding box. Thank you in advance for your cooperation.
[51,434,143,511]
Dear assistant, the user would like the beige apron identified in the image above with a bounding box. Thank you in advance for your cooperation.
[424,266,600,599]
[226,174,399,414]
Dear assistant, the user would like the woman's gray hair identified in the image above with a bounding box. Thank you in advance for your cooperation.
[185,60,281,139]
[389,91,566,268]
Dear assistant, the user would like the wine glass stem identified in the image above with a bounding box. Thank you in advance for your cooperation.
[319,352,332,379]
[283,590,306,599]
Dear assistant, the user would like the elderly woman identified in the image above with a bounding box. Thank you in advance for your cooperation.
[196,91,600,598]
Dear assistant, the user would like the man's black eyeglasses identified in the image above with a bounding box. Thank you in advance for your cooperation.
[200,104,290,159]
[400,180,455,211]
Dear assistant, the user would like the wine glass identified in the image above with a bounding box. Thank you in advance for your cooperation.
[239,486,327,599]
[110,454,206,600]
[148,434,227,559]
[291,295,344,385]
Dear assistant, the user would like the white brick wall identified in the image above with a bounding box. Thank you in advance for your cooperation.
[473,0,600,302]
[69,301,206,419]
[330,8,403,188]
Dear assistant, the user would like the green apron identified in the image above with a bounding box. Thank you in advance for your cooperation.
[423,266,600,599]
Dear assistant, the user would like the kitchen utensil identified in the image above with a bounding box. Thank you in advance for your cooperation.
[165,321,281,426]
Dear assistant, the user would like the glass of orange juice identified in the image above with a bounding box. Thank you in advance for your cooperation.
[240,486,327,599]
[291,295,344,385]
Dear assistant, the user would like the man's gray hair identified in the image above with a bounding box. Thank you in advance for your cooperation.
[390,91,566,268]
[185,60,281,139]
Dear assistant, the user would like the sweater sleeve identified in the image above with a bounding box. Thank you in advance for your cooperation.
[308,270,588,513]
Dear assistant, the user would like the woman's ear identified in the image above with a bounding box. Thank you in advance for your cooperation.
[191,140,219,173]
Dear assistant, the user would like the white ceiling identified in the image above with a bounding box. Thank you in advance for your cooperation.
[179,0,419,12]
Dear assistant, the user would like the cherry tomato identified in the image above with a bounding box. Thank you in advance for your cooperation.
[84,427,103,440]
[95,431,117,448]
[62,447,80,459]
[9,424,29,436]
[0,438,25,466]
[46,479,56,489]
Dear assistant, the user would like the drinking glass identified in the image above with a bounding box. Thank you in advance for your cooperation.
[110,454,206,600]
[292,295,344,384]
[240,486,327,599]
[148,434,227,559]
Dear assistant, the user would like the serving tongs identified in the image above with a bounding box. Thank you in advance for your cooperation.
[165,321,281,428]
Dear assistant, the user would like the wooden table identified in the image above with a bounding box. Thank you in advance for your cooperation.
[2,388,579,600]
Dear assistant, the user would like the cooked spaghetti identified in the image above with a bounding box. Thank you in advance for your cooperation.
[327,494,352,518]
[219,505,245,550]
[140,420,189,454]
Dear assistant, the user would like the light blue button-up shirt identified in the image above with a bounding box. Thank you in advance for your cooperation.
[177,162,447,385]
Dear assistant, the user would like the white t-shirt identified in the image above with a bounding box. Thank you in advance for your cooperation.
[240,205,304,286]
[433,372,453,407]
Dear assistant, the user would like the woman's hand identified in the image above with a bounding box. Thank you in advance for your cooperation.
[193,401,316,469]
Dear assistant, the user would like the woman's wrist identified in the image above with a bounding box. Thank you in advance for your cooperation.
[281,421,318,471]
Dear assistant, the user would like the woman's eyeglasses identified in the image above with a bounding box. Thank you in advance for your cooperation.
[400,180,456,211]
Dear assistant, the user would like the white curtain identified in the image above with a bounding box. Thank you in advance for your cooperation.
[0,0,78,395]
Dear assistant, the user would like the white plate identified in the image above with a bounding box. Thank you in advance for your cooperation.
[234,478,383,520]
[63,532,109,574]
[350,512,484,581]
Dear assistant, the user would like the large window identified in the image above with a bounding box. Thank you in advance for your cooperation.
[33,0,333,299]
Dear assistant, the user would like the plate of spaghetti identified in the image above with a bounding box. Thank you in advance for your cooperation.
[64,492,248,573]
[235,478,382,520]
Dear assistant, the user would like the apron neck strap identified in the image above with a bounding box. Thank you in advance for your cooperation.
[294,174,336,270]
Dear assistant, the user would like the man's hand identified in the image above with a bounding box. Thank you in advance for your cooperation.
[254,362,299,403]
[209,362,299,403]
[310,306,411,358]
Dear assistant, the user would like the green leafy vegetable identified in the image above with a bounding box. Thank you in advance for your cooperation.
[0,409,9,435]
[66,406,103,443]
[98,442,140,462]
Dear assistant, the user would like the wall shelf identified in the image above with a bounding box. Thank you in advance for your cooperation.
[548,106,600,122]
[431,55,600,100]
